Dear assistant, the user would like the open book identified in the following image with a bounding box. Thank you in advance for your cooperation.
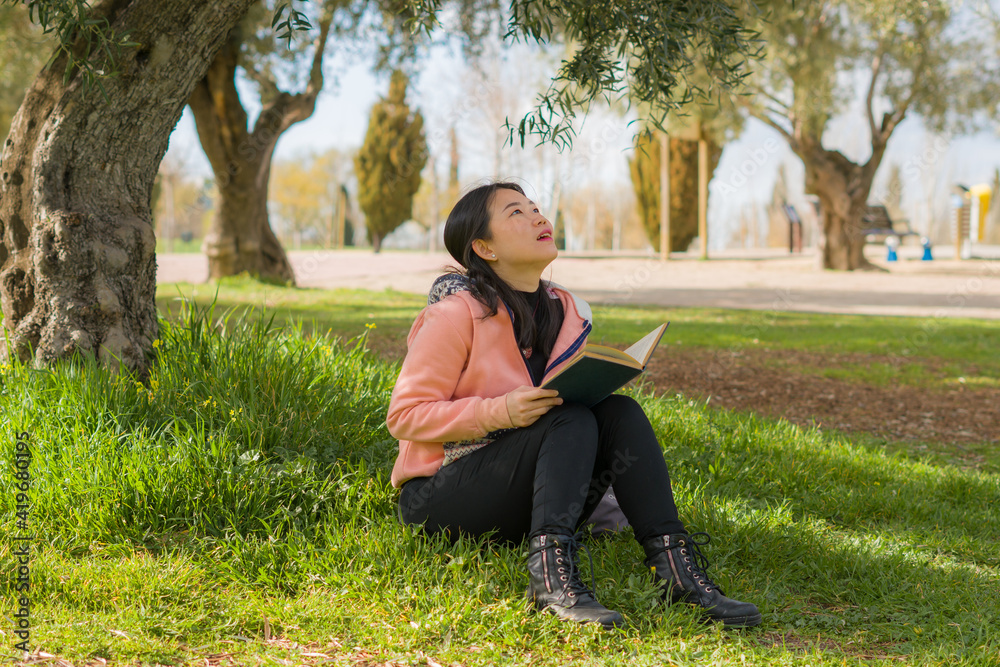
[541,323,669,407]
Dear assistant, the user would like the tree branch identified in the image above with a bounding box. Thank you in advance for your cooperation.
[801,0,831,53]
[187,79,229,170]
[869,44,929,167]
[243,63,281,99]
[889,47,929,132]
[248,4,335,164]
[865,47,884,143]
[754,86,792,112]
[737,94,795,146]
[304,7,334,97]
[187,37,248,172]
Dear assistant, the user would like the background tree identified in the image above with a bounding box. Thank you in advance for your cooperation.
[2,0,761,371]
[270,158,327,249]
[0,6,50,142]
[739,1,1000,270]
[627,49,743,254]
[270,148,354,248]
[882,163,905,224]
[188,0,344,285]
[313,148,357,248]
[0,0,255,372]
[629,133,724,253]
[153,154,214,252]
[562,180,644,251]
[354,70,427,253]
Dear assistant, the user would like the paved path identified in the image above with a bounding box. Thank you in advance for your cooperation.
[157,246,1000,320]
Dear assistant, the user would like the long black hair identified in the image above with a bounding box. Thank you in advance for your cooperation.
[443,182,561,359]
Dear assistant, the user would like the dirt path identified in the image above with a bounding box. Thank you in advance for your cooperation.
[158,246,1000,319]
[645,346,1000,450]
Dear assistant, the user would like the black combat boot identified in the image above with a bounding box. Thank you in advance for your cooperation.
[641,532,762,628]
[526,532,625,629]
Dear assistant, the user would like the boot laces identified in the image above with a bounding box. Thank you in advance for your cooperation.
[530,532,596,599]
[561,532,597,599]
[672,532,719,592]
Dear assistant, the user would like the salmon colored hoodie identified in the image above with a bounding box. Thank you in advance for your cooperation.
[386,275,593,487]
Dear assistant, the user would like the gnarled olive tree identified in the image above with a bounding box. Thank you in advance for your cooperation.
[0,0,255,372]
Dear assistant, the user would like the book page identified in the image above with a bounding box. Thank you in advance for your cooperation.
[622,323,669,367]
[579,344,639,366]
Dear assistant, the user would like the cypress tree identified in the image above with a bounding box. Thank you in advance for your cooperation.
[355,70,428,252]
[629,132,721,253]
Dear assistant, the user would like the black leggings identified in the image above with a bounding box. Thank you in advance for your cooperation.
[398,394,686,544]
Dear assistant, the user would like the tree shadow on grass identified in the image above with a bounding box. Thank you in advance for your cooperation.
[635,401,1000,659]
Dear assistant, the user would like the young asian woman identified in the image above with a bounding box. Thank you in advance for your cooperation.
[385,182,761,630]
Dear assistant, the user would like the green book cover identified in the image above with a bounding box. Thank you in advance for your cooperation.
[541,323,669,407]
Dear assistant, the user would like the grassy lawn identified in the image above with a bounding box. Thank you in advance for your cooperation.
[156,277,426,354]
[588,305,1000,389]
[157,276,1000,386]
[156,277,1000,472]
[0,280,996,665]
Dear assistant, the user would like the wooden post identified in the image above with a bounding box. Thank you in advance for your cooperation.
[954,190,968,260]
[163,173,175,253]
[429,155,439,253]
[336,186,347,249]
[659,131,670,260]
[698,130,709,260]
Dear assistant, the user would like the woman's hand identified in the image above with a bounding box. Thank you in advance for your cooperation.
[505,386,563,428]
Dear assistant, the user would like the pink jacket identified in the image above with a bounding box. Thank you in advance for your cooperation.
[386,278,593,487]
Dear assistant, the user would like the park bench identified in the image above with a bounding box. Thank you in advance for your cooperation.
[862,204,920,244]
[782,203,804,253]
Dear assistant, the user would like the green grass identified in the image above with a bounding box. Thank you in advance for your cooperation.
[156,278,1000,389]
[588,304,1000,389]
[156,276,425,351]
[1,290,999,665]
[155,239,204,254]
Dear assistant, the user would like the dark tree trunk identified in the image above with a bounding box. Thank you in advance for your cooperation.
[188,15,332,285]
[746,52,905,271]
[0,0,255,372]
[188,35,294,284]
[629,132,722,254]
[669,136,722,252]
[795,137,886,271]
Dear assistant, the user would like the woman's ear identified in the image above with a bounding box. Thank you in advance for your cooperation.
[471,239,496,261]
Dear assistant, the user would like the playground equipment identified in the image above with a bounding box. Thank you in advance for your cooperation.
[886,235,899,261]
[951,184,991,259]
[921,236,933,261]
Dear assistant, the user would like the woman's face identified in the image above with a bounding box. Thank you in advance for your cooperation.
[475,187,557,274]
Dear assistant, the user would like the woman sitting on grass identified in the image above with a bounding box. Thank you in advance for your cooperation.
[385,181,760,630]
